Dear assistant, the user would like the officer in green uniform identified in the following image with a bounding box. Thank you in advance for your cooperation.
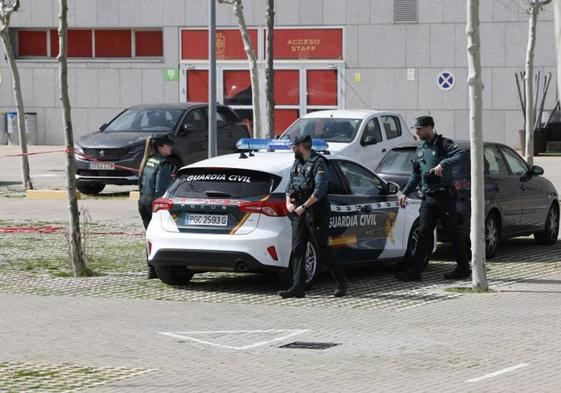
[138,134,175,278]
[278,135,348,299]
[396,116,471,282]
[138,134,175,228]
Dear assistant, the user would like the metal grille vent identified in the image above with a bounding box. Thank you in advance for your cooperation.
[394,0,418,23]
[280,342,340,350]
[82,148,129,161]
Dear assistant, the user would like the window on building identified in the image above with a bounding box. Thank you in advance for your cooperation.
[135,30,164,57]
[394,0,418,24]
[15,29,163,59]
[95,30,132,57]
[17,30,47,57]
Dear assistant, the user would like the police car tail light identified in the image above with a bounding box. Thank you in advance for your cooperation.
[239,200,288,217]
[152,198,173,213]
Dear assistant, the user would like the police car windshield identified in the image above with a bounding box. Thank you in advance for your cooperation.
[104,108,184,132]
[167,168,281,199]
[282,118,362,143]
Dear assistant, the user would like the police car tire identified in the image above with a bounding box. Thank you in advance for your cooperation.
[277,242,321,290]
[534,203,559,246]
[485,213,500,259]
[403,222,430,270]
[304,241,321,289]
[155,265,194,286]
[77,182,105,195]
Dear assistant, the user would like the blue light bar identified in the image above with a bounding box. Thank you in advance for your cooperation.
[236,138,329,152]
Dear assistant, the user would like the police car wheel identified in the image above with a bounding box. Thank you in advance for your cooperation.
[534,203,559,245]
[304,241,321,289]
[77,182,105,195]
[155,265,194,286]
[403,222,431,271]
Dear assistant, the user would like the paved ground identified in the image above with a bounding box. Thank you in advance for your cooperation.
[2,145,561,392]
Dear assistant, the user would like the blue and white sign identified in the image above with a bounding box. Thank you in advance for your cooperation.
[437,71,455,91]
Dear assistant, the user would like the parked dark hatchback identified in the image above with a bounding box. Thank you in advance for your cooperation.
[74,104,249,194]
[375,141,559,257]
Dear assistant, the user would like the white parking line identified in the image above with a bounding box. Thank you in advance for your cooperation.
[465,363,529,383]
[158,329,310,350]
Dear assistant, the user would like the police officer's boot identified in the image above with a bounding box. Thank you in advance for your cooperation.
[333,283,348,298]
[278,287,305,299]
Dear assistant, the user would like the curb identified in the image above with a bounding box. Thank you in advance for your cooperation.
[26,189,81,200]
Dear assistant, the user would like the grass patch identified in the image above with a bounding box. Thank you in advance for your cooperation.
[445,287,495,294]
[11,369,59,379]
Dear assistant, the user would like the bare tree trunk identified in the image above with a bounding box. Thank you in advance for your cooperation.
[265,0,275,138]
[467,0,488,290]
[554,0,561,100]
[57,0,86,276]
[525,5,539,166]
[0,25,33,190]
[231,0,262,136]
[524,1,552,163]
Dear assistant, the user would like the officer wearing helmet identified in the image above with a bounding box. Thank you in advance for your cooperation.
[279,134,348,298]
[396,116,470,282]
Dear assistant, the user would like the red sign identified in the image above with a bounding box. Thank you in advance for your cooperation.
[273,28,342,60]
[182,29,258,60]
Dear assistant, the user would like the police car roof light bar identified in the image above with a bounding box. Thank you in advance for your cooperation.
[236,138,330,154]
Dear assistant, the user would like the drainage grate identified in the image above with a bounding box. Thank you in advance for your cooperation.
[280,341,340,350]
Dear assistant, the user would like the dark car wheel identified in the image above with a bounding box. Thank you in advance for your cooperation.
[534,203,559,245]
[485,213,500,259]
[155,266,194,286]
[77,182,105,195]
[400,222,431,272]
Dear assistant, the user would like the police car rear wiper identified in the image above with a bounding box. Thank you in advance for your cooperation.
[205,191,232,198]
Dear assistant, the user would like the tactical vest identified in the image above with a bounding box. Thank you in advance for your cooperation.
[416,135,454,191]
[289,152,325,204]
[140,154,165,200]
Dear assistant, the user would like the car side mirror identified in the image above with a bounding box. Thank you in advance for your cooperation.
[387,181,399,194]
[531,165,544,177]
[361,136,378,146]
[180,123,196,135]
[99,123,108,131]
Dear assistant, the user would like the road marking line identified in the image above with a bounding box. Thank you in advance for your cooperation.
[465,363,530,383]
[158,329,310,350]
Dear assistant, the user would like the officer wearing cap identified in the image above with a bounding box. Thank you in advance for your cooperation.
[396,116,471,282]
[278,134,348,298]
[138,134,175,278]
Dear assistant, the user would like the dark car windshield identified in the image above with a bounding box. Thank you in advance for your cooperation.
[377,147,470,180]
[104,108,184,132]
[167,168,281,199]
[281,118,362,143]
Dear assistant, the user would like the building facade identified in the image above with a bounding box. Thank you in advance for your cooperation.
[0,0,557,146]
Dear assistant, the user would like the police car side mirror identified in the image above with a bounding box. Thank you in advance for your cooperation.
[387,182,399,194]
[361,136,378,146]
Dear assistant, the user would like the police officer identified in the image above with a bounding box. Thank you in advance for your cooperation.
[278,135,348,298]
[396,116,471,282]
[138,134,175,278]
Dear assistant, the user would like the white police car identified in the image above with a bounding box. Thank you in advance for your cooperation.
[146,139,429,287]
[280,110,415,171]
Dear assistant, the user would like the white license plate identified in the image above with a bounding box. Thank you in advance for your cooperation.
[185,214,228,226]
[89,162,115,170]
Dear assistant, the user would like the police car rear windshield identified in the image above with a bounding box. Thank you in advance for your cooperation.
[281,118,362,143]
[104,108,184,132]
[167,168,282,199]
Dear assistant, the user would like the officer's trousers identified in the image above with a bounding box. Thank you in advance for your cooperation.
[409,191,470,273]
[290,213,347,291]
[138,198,153,230]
